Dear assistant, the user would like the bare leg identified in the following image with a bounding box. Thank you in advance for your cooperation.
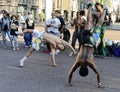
[62,40,76,55]
[49,44,57,67]
[19,47,35,67]
[86,6,93,30]
[88,62,101,87]
[26,47,35,58]
[68,62,80,86]
[96,37,101,48]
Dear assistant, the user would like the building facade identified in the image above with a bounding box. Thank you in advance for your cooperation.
[0,0,39,19]
[1,0,94,21]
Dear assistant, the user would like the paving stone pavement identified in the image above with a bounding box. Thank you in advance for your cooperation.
[0,24,120,92]
[0,40,120,92]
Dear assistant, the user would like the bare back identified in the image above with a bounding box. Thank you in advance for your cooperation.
[43,33,63,44]
[76,45,94,65]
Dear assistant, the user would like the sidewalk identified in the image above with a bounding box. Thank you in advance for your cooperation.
[106,23,120,31]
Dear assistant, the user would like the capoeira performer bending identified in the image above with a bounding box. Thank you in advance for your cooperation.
[19,29,76,67]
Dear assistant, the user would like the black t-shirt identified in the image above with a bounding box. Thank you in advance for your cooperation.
[10,20,19,36]
[26,18,34,29]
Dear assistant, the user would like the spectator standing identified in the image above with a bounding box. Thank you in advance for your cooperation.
[46,12,61,37]
[10,15,19,50]
[20,11,28,32]
[69,11,80,56]
[46,11,61,55]
[55,10,65,38]
[111,13,116,25]
[0,11,3,35]
[24,13,35,47]
[20,10,28,45]
[98,10,108,58]
[1,12,11,48]
[93,3,107,57]
[77,10,87,50]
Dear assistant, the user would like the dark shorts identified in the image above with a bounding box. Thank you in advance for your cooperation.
[83,30,94,46]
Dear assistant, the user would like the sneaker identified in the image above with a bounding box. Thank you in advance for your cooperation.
[101,56,107,58]
[55,49,60,55]
[50,52,52,55]
[13,47,16,51]
[69,52,73,56]
[56,49,60,53]
[19,60,24,67]
[4,45,7,48]
[25,45,29,48]
[29,45,32,47]
[16,47,19,50]
[50,52,58,55]
[55,51,58,55]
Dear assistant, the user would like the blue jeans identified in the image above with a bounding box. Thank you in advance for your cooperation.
[2,31,12,46]
[22,28,25,32]
[71,30,82,49]
[24,33,32,46]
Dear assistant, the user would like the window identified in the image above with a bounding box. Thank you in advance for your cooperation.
[18,0,23,2]
[23,0,28,3]
[29,0,34,4]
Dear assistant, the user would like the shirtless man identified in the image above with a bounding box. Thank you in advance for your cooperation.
[19,29,76,67]
[67,3,105,87]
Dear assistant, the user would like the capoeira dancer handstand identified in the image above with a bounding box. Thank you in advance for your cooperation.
[19,29,76,67]
[67,3,106,87]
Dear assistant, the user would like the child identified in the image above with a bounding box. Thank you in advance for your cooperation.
[10,15,19,50]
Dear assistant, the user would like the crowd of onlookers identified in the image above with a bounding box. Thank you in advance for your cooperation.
[0,9,35,51]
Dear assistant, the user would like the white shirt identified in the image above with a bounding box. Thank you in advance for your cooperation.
[46,17,61,33]
[20,15,28,28]
[0,14,3,20]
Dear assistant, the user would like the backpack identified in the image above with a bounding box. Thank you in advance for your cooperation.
[112,43,120,57]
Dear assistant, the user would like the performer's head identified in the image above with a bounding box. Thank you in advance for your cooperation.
[79,10,85,16]
[57,44,65,51]
[79,66,89,77]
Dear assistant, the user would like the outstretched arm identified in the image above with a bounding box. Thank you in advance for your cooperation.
[62,40,76,55]
[89,62,101,87]
[68,62,80,86]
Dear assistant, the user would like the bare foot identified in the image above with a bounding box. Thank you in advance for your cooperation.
[53,64,58,67]
[67,83,72,86]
